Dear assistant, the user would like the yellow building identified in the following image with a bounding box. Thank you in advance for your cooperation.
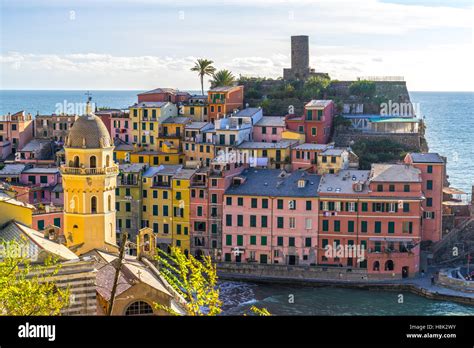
[157,116,192,152]
[180,95,208,122]
[0,192,34,226]
[316,148,350,174]
[129,149,184,166]
[61,111,119,255]
[183,122,215,167]
[129,102,177,151]
[141,165,182,252]
[282,130,306,143]
[170,169,196,254]
[236,140,298,170]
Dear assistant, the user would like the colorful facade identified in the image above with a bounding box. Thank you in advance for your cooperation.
[207,86,244,123]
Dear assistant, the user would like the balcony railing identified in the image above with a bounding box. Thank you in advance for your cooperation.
[60,164,119,175]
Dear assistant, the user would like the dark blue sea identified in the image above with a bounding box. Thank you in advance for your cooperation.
[1,90,472,194]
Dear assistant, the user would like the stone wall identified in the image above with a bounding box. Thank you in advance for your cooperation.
[437,268,474,293]
[334,130,426,152]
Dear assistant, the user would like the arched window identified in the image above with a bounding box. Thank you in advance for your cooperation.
[385,260,394,271]
[91,196,97,213]
[90,155,97,168]
[373,261,380,271]
[108,195,112,212]
[125,301,153,316]
[73,156,80,168]
[106,155,110,167]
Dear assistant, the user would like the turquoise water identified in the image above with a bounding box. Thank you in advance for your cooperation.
[218,281,474,315]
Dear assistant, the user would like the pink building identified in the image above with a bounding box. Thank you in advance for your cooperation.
[291,143,330,172]
[223,169,320,265]
[32,207,64,234]
[0,111,34,160]
[285,100,335,144]
[110,113,131,143]
[19,167,62,206]
[252,116,286,143]
[137,88,191,104]
[190,158,245,260]
[318,165,423,278]
[404,153,445,242]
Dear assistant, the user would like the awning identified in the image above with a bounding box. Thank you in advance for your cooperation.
[443,187,466,195]
[443,201,468,206]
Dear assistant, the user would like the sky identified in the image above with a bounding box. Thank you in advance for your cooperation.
[0,0,473,91]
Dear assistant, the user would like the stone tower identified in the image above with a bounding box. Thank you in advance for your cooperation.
[284,35,310,80]
[61,102,119,255]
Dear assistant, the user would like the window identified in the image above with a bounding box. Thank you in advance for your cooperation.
[375,221,382,233]
[277,199,283,209]
[250,215,257,227]
[305,238,311,247]
[377,184,383,192]
[262,199,268,209]
[237,235,243,246]
[40,176,48,184]
[277,237,283,246]
[388,221,395,234]
[226,197,232,205]
[91,196,97,213]
[403,203,410,213]
[402,221,413,234]
[424,211,435,219]
[348,220,354,233]
[261,216,268,228]
[322,220,329,232]
[426,198,433,207]
[311,128,316,136]
[289,217,296,229]
[427,180,433,190]
[197,206,203,217]
[306,201,312,211]
[289,237,295,247]
[125,301,153,316]
[211,179,217,187]
[226,215,232,226]
[334,220,340,232]
[404,185,410,192]
[389,184,395,192]
[163,205,169,216]
[251,198,257,208]
[288,200,296,210]
[237,215,243,227]
[362,202,368,212]
[238,197,243,206]
[211,194,217,204]
[277,217,284,228]
[250,236,257,245]
[305,218,312,230]
[427,165,433,173]
[361,221,368,233]
[37,220,45,230]
[261,236,267,246]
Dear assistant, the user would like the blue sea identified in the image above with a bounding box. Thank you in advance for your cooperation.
[0,90,473,195]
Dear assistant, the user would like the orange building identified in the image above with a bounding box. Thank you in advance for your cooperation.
[207,86,244,124]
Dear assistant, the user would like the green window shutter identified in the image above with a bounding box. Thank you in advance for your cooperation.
[38,220,45,230]
[277,217,284,228]
[289,237,295,247]
[305,237,311,247]
[348,220,354,233]
[251,198,257,208]
[226,214,232,226]
[237,215,243,227]
[362,202,368,212]
[250,236,256,245]
[261,216,268,228]
[375,221,382,233]
[388,221,395,234]
[361,221,368,233]
[225,253,231,262]
[277,199,283,209]
[277,237,284,246]
[262,199,268,209]
[334,220,340,232]
[226,235,232,246]
[250,215,257,227]
[322,220,329,232]
[403,203,409,212]
[237,235,243,246]
[261,236,267,246]
[54,218,61,227]
[226,197,232,205]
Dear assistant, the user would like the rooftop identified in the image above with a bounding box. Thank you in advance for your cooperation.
[22,167,59,174]
[0,164,27,176]
[173,168,197,180]
[255,116,286,127]
[119,163,148,173]
[233,108,262,118]
[209,86,241,93]
[225,169,321,198]
[20,139,51,152]
[161,116,191,125]
[143,165,183,178]
[408,152,444,164]
[305,100,333,108]
[138,88,178,95]
[237,140,297,150]
[370,164,421,183]
[130,102,169,108]
[294,143,329,151]
[185,122,211,130]
[318,170,370,195]
[321,148,347,156]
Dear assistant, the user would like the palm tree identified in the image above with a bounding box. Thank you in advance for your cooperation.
[210,69,235,89]
[190,59,216,95]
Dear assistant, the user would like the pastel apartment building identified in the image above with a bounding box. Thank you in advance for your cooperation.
[404,152,445,242]
[222,169,320,265]
[183,122,215,167]
[236,140,298,169]
[111,113,131,143]
[285,100,335,144]
[252,116,286,143]
[207,86,244,123]
[137,88,191,104]
[180,95,208,122]
[318,165,424,278]
[35,114,78,143]
[0,111,34,160]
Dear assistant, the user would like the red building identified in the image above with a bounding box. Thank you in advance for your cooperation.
[318,164,423,278]
[207,86,244,123]
[285,100,335,144]
[404,153,445,242]
[137,88,190,104]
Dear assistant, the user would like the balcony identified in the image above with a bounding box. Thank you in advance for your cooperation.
[60,164,119,175]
